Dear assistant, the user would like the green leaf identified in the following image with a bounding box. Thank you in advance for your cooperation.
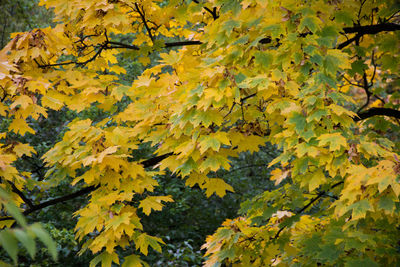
[349,199,373,220]
[89,252,119,267]
[335,10,353,26]
[14,229,36,259]
[216,228,233,240]
[302,234,322,256]
[299,16,319,33]
[289,112,306,134]
[199,135,221,154]
[278,214,300,229]
[0,260,12,267]
[317,243,342,263]
[323,55,339,75]
[0,188,27,228]
[30,223,58,261]
[0,230,18,264]
[378,195,395,212]
[345,258,379,267]
[178,157,197,177]
[233,35,249,45]
[217,247,235,261]
[255,51,273,68]
[3,202,27,228]
[317,133,347,151]
[350,60,368,75]
[222,20,241,34]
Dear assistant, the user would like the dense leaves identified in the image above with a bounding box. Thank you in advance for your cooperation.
[0,0,399,266]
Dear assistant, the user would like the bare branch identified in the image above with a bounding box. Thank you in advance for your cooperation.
[355,108,400,121]
[0,152,173,222]
[7,181,34,209]
[135,3,154,43]
[273,181,344,240]
[343,22,400,34]
[337,23,400,49]
[192,0,219,20]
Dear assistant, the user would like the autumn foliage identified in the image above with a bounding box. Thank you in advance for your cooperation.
[0,0,399,266]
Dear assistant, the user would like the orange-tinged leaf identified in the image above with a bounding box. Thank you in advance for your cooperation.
[270,168,289,186]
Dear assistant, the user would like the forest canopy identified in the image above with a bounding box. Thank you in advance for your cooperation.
[0,0,399,266]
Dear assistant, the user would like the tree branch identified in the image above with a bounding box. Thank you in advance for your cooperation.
[108,41,139,50]
[343,23,400,35]
[0,185,97,222]
[192,0,219,20]
[336,34,362,49]
[164,40,202,48]
[7,181,34,209]
[273,181,344,239]
[0,152,173,222]
[135,3,154,43]
[355,107,400,121]
[39,22,399,68]
[36,39,203,68]
[337,23,400,49]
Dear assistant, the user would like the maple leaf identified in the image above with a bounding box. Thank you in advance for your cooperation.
[122,254,143,267]
[9,118,35,136]
[204,178,234,197]
[135,233,164,256]
[1,0,399,266]
[139,196,173,216]
[13,143,35,157]
[317,133,347,151]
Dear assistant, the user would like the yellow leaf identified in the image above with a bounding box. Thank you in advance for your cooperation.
[134,75,154,88]
[10,95,33,110]
[139,196,173,215]
[204,178,234,197]
[138,56,150,66]
[98,146,119,163]
[9,118,35,136]
[105,212,132,231]
[270,168,289,186]
[135,233,164,256]
[13,143,35,157]
[237,135,265,153]
[122,254,143,267]
[308,169,326,191]
[160,50,181,65]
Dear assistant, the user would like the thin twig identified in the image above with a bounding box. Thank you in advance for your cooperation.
[135,3,154,43]
[6,180,34,209]
[273,181,344,239]
[192,0,219,20]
